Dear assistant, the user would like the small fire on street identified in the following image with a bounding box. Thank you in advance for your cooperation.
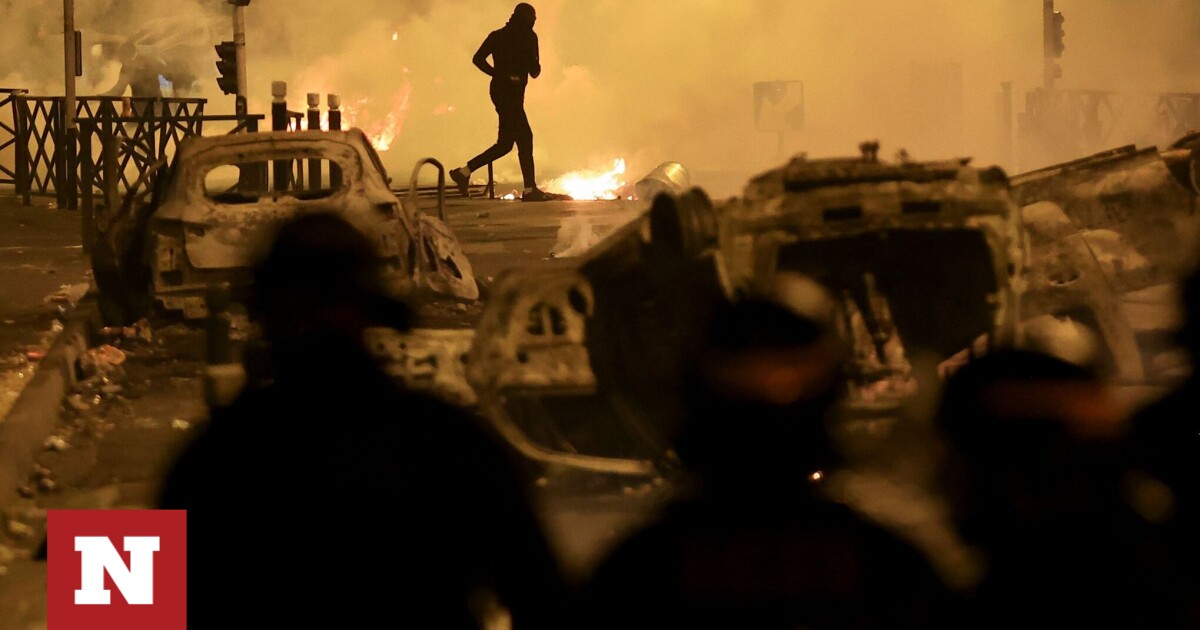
[545,158,628,200]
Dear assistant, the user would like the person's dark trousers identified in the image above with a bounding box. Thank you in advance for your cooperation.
[468,78,536,189]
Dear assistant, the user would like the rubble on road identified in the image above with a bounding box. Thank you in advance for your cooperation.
[42,283,89,307]
[80,345,127,377]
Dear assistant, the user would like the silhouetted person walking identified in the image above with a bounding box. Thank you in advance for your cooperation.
[159,213,566,629]
[450,3,569,202]
[581,276,960,629]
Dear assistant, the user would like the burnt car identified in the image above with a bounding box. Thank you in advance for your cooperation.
[459,146,1025,476]
[1010,135,1200,392]
[90,129,477,323]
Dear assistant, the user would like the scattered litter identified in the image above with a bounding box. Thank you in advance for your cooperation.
[24,350,45,361]
[100,384,123,395]
[66,394,89,412]
[16,486,34,499]
[82,345,127,375]
[171,419,192,431]
[44,436,68,452]
[456,303,468,312]
[6,518,32,539]
[44,283,89,306]
[37,477,57,492]
[101,318,153,342]
[51,320,64,333]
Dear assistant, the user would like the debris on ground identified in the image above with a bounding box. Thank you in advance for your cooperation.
[101,318,153,343]
[81,345,127,377]
[171,419,191,431]
[65,394,89,412]
[43,436,68,452]
[43,283,89,306]
[5,518,32,539]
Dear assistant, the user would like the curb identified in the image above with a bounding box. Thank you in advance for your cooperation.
[0,297,100,514]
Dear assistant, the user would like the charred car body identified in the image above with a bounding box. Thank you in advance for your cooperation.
[91,129,477,324]
[1011,135,1200,387]
[458,148,1026,476]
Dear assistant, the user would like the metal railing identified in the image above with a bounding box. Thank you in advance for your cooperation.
[0,89,25,187]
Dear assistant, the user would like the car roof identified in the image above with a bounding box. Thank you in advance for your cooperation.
[175,128,374,161]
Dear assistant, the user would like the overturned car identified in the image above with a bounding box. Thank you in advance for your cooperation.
[454,147,1026,476]
[1010,135,1200,387]
[90,129,477,324]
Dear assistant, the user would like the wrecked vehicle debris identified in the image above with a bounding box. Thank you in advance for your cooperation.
[465,269,662,477]
[90,129,479,324]
[461,147,1024,475]
[634,162,691,201]
[1011,136,1200,384]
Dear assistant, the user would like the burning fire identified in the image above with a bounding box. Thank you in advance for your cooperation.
[545,159,627,200]
[297,86,411,152]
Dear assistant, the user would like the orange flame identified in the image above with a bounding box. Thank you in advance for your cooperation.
[297,87,411,151]
[545,159,627,200]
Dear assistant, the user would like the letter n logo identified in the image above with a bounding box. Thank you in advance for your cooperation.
[48,510,186,629]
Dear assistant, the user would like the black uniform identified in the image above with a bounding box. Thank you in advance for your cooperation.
[466,20,541,189]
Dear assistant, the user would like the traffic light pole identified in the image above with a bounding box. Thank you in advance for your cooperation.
[233,1,248,116]
[1043,0,1055,89]
[63,0,77,209]
[1042,0,1065,89]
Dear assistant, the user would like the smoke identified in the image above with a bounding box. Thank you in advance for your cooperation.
[0,0,227,96]
[3,1,1200,195]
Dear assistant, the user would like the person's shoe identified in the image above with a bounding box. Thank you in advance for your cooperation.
[521,187,572,202]
[450,167,471,198]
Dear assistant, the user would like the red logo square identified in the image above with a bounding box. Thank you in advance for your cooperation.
[47,510,187,630]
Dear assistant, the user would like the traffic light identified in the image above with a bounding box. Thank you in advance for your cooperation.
[1050,10,1065,58]
[215,41,238,95]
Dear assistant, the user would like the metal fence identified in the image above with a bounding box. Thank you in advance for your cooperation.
[0,89,24,187]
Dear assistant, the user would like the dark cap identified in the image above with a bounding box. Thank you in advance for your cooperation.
[252,213,411,331]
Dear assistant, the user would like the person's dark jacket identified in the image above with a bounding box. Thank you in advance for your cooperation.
[473,23,541,81]
[160,333,565,629]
